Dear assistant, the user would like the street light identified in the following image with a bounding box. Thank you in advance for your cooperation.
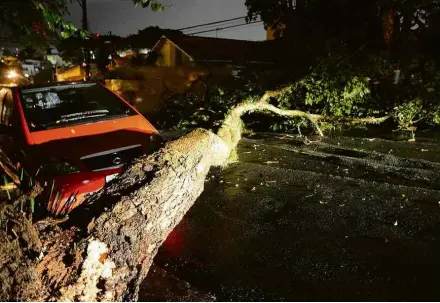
[6,69,18,79]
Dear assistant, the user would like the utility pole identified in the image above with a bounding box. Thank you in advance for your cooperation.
[78,0,91,80]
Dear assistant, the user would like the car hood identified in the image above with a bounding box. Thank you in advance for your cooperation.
[29,129,154,168]
[26,115,157,145]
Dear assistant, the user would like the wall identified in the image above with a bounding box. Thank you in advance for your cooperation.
[21,64,36,76]
[156,40,174,67]
[56,65,84,82]
[45,54,66,67]
[156,40,193,67]
[56,64,98,82]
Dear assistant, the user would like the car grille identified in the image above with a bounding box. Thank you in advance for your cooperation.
[81,144,143,171]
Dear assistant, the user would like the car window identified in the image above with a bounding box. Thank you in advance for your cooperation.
[19,83,137,132]
[0,88,14,127]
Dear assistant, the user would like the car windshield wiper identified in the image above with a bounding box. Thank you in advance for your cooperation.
[40,110,128,129]
[61,110,110,119]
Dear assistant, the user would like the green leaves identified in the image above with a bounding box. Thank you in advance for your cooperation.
[0,0,164,47]
[132,0,166,10]
[279,71,371,117]
[392,98,424,129]
[35,2,87,39]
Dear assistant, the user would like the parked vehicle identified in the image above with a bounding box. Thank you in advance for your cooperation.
[0,81,161,215]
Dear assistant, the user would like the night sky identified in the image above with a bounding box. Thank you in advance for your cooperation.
[65,0,266,40]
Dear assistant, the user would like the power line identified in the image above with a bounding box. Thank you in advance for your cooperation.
[217,21,263,33]
[186,20,263,36]
[178,16,248,31]
[75,1,261,36]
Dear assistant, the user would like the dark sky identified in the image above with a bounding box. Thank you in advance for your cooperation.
[65,0,266,40]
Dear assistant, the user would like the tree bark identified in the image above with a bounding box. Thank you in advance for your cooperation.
[0,90,391,301]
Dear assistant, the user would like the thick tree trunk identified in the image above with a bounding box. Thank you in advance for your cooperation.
[0,88,390,301]
[1,128,231,302]
[11,129,229,302]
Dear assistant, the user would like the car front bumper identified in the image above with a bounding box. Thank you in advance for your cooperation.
[41,167,124,216]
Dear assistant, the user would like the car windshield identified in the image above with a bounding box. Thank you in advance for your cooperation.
[20,83,136,132]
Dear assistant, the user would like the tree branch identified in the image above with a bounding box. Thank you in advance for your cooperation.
[218,85,390,152]
[0,149,20,185]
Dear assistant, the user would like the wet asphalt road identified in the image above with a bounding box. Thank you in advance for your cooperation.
[143,132,440,301]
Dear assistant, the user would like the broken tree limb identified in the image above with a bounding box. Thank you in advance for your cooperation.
[0,148,20,185]
[217,101,325,154]
[0,87,393,301]
[0,183,42,217]
[311,114,390,125]
[217,93,390,149]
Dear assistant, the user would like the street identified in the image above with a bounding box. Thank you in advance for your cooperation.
[142,131,440,301]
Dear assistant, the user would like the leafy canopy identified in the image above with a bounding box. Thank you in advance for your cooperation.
[245,0,440,59]
[0,0,165,47]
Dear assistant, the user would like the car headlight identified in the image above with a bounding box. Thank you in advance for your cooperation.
[40,157,81,175]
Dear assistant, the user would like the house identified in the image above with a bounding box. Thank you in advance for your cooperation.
[20,59,53,77]
[21,59,41,77]
[56,65,85,82]
[148,35,279,74]
[1,55,19,66]
[56,63,99,82]
[21,62,37,77]
[266,23,286,40]
[45,53,66,67]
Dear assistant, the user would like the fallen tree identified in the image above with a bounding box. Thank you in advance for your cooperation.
[0,86,390,301]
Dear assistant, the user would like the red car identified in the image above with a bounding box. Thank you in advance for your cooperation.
[0,81,161,215]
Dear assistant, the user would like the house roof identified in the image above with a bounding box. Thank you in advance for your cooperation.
[152,35,280,65]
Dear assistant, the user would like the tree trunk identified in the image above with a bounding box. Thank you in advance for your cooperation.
[0,87,390,301]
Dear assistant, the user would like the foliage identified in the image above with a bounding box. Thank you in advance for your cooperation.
[157,52,440,135]
[33,67,55,84]
[246,0,440,71]
[0,0,83,47]
[2,50,13,57]
[246,0,382,59]
[154,71,272,130]
[0,0,164,47]
[392,98,425,129]
[132,0,166,10]
[388,60,440,129]
[278,73,371,116]
[18,47,42,60]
